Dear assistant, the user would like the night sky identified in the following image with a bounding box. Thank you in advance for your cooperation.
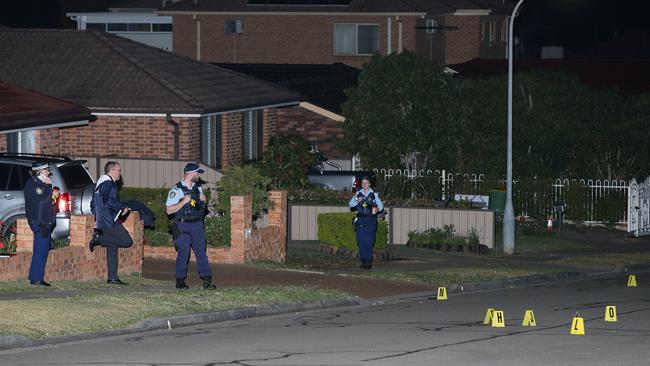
[1,0,648,57]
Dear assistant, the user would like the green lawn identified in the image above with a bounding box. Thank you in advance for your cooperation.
[0,275,168,294]
[551,252,650,269]
[357,267,559,286]
[0,286,348,339]
[493,233,592,254]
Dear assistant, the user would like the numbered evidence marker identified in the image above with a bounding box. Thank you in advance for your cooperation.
[522,310,537,327]
[491,310,506,327]
[605,306,617,322]
[483,308,495,325]
[570,314,585,335]
[627,275,637,287]
[437,287,448,301]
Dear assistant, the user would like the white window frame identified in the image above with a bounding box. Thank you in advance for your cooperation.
[334,23,380,56]
[426,18,438,34]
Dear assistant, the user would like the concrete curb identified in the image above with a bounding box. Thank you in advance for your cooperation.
[0,296,363,351]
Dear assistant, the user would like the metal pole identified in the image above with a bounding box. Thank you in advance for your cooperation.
[503,0,526,255]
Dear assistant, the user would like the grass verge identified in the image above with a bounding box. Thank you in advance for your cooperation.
[356,267,559,286]
[493,233,591,255]
[0,275,168,294]
[551,252,650,270]
[0,286,348,339]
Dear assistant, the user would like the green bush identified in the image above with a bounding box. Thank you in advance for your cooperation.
[257,135,317,189]
[216,165,271,219]
[407,224,480,247]
[317,212,388,251]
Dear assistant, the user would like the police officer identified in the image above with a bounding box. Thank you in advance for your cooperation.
[165,163,216,290]
[349,176,384,269]
[24,162,57,286]
[89,161,133,285]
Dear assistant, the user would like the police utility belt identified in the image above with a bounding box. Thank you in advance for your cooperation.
[176,217,202,223]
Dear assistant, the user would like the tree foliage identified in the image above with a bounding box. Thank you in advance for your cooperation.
[340,52,650,180]
[257,134,316,189]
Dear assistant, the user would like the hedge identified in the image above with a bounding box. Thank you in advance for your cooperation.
[317,212,388,251]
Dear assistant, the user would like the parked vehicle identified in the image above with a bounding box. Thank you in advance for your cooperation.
[0,153,95,241]
[306,153,374,192]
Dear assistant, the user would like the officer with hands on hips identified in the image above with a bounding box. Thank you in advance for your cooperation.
[349,176,384,269]
[166,163,216,290]
[24,162,58,286]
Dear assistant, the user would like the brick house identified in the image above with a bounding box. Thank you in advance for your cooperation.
[217,63,359,167]
[0,29,301,174]
[159,0,513,67]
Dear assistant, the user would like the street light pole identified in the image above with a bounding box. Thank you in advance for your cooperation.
[503,0,526,255]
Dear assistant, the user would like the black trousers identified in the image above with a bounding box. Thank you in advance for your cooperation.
[98,223,133,280]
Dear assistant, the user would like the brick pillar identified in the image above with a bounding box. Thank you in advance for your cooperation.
[15,218,33,253]
[123,211,144,259]
[69,215,95,248]
[268,190,288,261]
[230,195,252,263]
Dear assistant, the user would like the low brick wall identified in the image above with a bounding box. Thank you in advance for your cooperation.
[0,212,144,282]
[143,190,288,264]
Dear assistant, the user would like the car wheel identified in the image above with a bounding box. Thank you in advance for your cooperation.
[2,216,23,249]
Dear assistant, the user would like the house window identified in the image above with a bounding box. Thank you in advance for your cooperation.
[225,19,243,34]
[481,21,486,41]
[489,21,497,45]
[127,23,151,32]
[334,24,379,55]
[107,23,128,32]
[426,19,438,34]
[200,115,222,169]
[152,23,172,32]
[86,23,106,31]
[501,20,508,42]
[7,131,36,154]
[242,110,264,162]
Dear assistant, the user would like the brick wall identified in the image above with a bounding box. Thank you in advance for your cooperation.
[276,106,349,159]
[54,115,200,160]
[173,14,419,67]
[143,190,287,264]
[2,212,144,282]
[221,111,244,168]
[444,15,481,65]
[262,108,277,147]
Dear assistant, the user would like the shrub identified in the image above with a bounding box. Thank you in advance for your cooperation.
[216,165,272,219]
[257,135,317,189]
[407,224,480,247]
[317,212,388,251]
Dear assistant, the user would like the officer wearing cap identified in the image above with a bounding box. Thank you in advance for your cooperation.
[349,176,384,269]
[165,163,216,290]
[24,162,58,286]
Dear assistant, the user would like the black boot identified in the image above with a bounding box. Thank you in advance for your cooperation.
[201,276,217,290]
[176,278,189,289]
[89,229,102,252]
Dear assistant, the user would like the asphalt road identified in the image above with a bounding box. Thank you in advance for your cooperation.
[1,273,649,366]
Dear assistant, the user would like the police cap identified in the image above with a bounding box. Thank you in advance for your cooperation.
[184,162,205,174]
[31,162,49,171]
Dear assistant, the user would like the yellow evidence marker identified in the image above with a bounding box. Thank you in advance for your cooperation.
[491,310,505,327]
[522,310,537,327]
[627,275,637,287]
[605,306,617,322]
[570,314,585,335]
[437,287,447,300]
[483,308,494,325]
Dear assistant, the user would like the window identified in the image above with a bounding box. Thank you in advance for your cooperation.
[489,21,497,45]
[127,23,151,32]
[501,20,508,42]
[7,165,29,191]
[0,163,12,190]
[152,23,172,32]
[107,23,128,32]
[242,110,264,162]
[426,19,438,34]
[58,164,94,190]
[481,21,486,41]
[86,23,106,31]
[7,131,36,154]
[200,116,222,169]
[334,24,379,55]
[225,19,243,34]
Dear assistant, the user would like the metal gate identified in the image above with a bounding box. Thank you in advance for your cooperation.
[628,176,650,236]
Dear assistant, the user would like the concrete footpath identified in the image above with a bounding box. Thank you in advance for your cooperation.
[1,229,650,350]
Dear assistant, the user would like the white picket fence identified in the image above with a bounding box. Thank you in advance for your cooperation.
[372,168,630,224]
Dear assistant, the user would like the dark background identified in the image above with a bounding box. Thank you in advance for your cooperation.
[1,0,649,58]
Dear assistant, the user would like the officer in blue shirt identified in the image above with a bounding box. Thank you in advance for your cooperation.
[349,176,384,269]
[24,162,57,286]
[166,163,216,290]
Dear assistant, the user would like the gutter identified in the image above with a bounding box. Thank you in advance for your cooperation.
[166,113,180,160]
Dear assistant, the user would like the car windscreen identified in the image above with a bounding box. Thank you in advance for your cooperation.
[58,164,94,190]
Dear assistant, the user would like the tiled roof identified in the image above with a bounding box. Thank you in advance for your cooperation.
[162,0,514,14]
[0,29,301,114]
[0,81,94,132]
[216,63,359,114]
[447,58,650,95]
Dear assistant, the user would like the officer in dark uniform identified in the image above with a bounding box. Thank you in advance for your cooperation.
[90,161,133,285]
[165,163,216,290]
[24,162,57,286]
[349,176,384,269]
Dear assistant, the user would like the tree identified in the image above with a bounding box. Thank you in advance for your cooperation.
[339,52,456,171]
